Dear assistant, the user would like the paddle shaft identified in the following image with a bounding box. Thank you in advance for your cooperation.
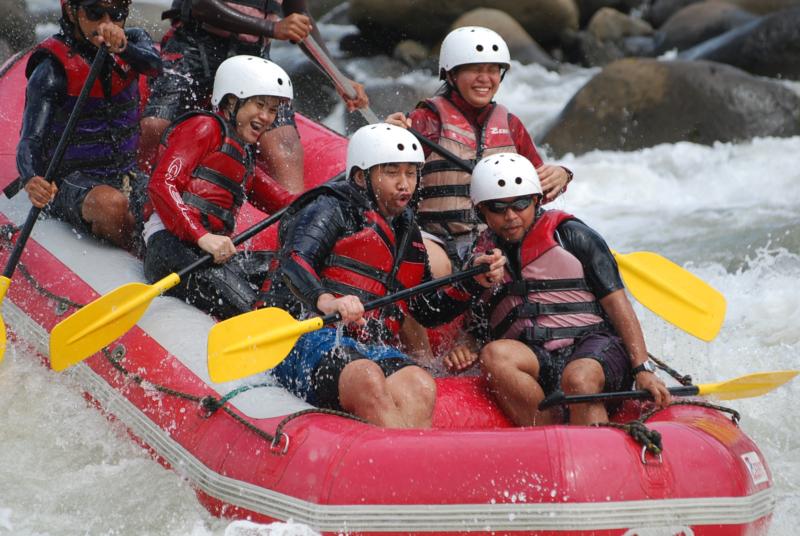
[303,35,475,173]
[175,207,287,279]
[2,47,108,279]
[319,263,488,325]
[539,385,701,409]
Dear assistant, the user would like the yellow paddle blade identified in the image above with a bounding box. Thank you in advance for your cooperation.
[612,250,726,341]
[0,275,11,363]
[698,370,799,401]
[208,307,324,383]
[49,273,180,371]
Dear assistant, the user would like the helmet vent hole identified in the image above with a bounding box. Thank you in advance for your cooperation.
[498,179,506,187]
[492,44,499,51]
[397,143,405,150]
[277,78,283,85]
[412,143,418,150]
[515,177,522,184]
[476,44,484,52]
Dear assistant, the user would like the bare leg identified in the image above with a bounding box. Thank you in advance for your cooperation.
[423,238,452,278]
[385,366,436,428]
[480,339,555,426]
[138,117,171,172]
[81,185,135,249]
[338,360,436,428]
[399,316,434,367]
[561,358,608,425]
[258,125,305,194]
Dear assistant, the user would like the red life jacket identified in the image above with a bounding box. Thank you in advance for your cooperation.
[320,208,427,338]
[161,111,253,235]
[475,210,609,351]
[417,95,516,238]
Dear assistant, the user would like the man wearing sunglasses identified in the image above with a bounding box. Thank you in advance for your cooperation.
[444,153,671,426]
[16,0,161,250]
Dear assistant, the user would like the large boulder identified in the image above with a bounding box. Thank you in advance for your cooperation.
[587,7,653,42]
[574,0,646,26]
[645,0,702,27]
[562,9,654,67]
[680,7,800,80]
[540,58,800,155]
[725,0,800,14]
[655,1,756,53]
[450,8,558,70]
[349,0,579,50]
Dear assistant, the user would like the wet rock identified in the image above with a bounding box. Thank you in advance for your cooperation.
[279,56,340,122]
[646,0,702,28]
[725,0,800,14]
[450,8,558,70]
[540,58,800,155]
[587,7,653,42]
[654,1,757,53]
[393,40,430,69]
[575,0,645,26]
[680,7,800,80]
[348,0,579,50]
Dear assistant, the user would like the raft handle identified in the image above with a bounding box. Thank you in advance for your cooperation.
[641,445,663,465]
[270,432,290,455]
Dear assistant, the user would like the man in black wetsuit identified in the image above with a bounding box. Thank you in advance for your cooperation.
[444,153,672,426]
[17,0,161,250]
[138,0,368,193]
[261,123,505,428]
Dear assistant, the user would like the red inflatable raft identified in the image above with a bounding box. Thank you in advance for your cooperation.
[0,50,775,535]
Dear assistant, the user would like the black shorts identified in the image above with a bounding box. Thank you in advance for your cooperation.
[47,169,148,236]
[531,331,634,396]
[311,346,413,411]
[143,26,296,128]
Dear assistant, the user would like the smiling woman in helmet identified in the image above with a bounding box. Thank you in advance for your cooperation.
[259,124,506,428]
[142,55,297,320]
[16,0,161,250]
[386,26,573,278]
[447,153,670,426]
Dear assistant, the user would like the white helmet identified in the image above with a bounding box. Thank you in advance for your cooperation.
[439,26,511,79]
[346,123,425,179]
[211,55,293,108]
[470,153,542,205]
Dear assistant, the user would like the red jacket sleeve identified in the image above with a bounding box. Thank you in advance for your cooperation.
[148,116,219,243]
[248,165,298,215]
[508,113,544,168]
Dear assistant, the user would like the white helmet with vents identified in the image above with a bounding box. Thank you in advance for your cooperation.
[439,26,511,79]
[470,153,542,205]
[211,55,293,108]
[346,123,425,178]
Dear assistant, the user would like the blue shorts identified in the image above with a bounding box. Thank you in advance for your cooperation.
[271,328,413,408]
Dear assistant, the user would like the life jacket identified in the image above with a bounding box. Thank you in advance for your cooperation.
[161,111,254,235]
[170,0,282,45]
[26,36,141,179]
[417,95,516,239]
[265,180,427,342]
[476,210,610,351]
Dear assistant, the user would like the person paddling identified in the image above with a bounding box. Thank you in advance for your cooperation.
[139,0,368,193]
[441,153,671,426]
[142,55,296,319]
[17,0,161,251]
[259,123,505,428]
[387,26,573,277]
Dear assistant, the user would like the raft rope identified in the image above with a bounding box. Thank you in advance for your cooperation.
[594,399,741,458]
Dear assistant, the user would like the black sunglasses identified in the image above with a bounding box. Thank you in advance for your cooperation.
[82,4,129,22]
[482,196,535,214]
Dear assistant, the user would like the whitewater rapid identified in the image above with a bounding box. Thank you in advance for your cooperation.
[1,19,798,536]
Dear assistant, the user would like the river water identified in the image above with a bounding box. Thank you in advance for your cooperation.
[1,14,798,536]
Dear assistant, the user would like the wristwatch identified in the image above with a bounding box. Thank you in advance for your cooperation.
[632,360,657,376]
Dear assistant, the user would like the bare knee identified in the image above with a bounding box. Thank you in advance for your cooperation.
[479,341,512,375]
[561,359,605,395]
[392,366,436,406]
[338,360,389,410]
[83,186,130,224]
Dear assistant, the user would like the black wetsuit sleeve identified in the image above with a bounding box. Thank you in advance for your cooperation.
[556,219,624,299]
[119,29,162,77]
[16,57,65,184]
[279,195,347,310]
[190,0,276,38]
